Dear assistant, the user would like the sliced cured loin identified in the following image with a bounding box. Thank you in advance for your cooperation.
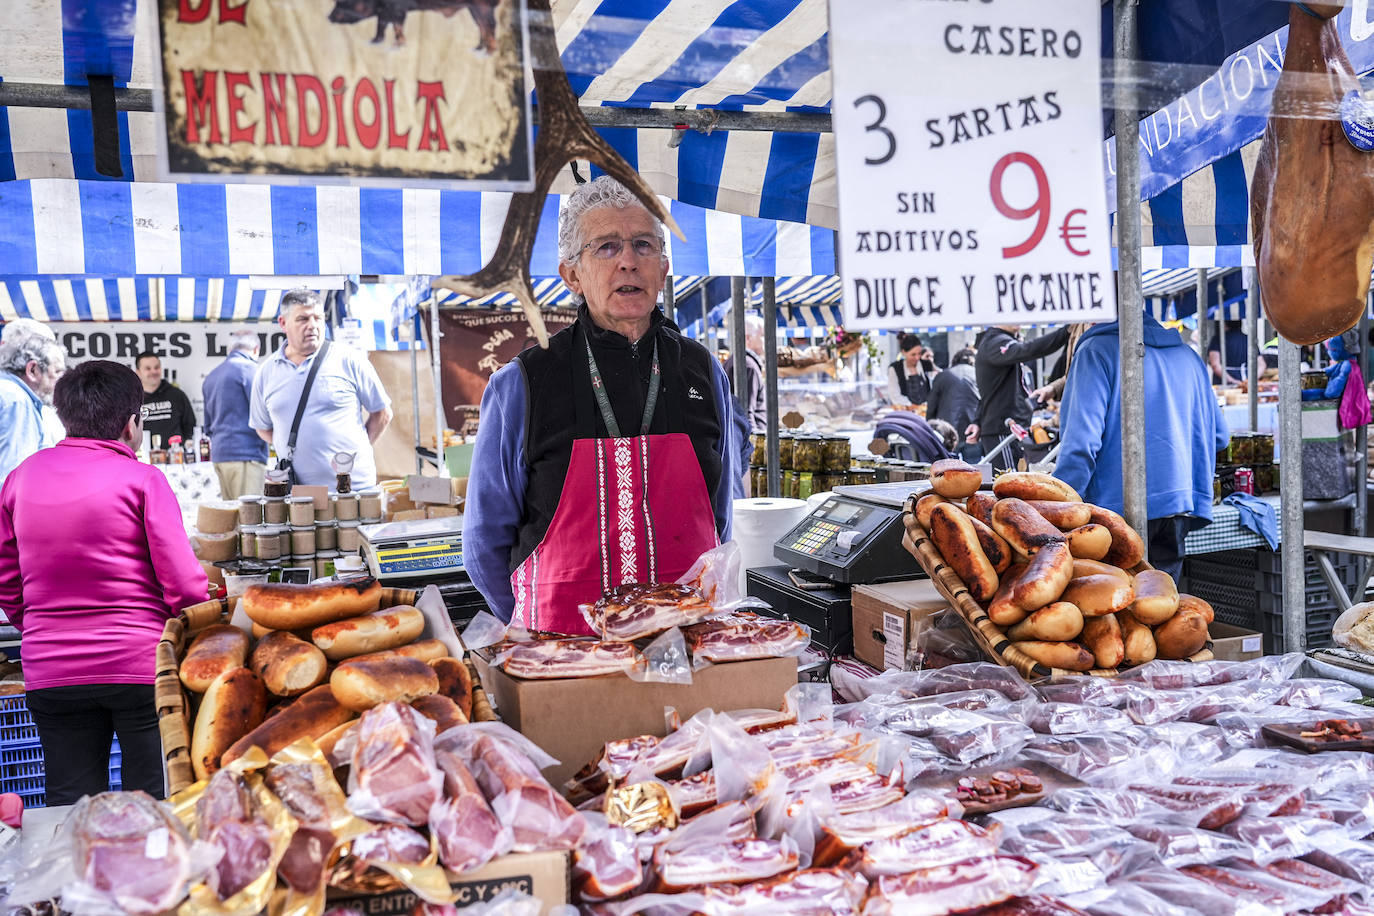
[468,733,586,852]
[429,747,510,872]
[683,614,808,663]
[348,702,443,826]
[1251,3,1374,345]
[196,769,275,900]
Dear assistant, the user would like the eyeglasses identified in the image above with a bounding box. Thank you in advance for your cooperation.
[578,235,664,260]
[138,407,150,420]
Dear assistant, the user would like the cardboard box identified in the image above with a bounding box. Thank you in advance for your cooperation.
[1209,622,1264,662]
[426,506,460,519]
[327,851,569,915]
[476,655,798,787]
[408,474,464,507]
[852,578,951,671]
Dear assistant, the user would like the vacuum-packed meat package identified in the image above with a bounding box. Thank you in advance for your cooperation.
[684,613,809,663]
[584,583,715,642]
[859,855,1037,916]
[430,747,512,872]
[497,637,641,679]
[196,768,276,900]
[653,838,799,892]
[856,820,999,878]
[348,702,443,825]
[67,792,202,916]
[466,732,586,851]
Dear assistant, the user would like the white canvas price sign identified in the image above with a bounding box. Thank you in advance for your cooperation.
[830,0,1117,330]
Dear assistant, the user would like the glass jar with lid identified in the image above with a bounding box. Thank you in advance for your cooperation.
[792,435,824,472]
[778,433,796,471]
[822,436,851,472]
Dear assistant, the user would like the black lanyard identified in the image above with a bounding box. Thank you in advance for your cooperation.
[584,336,661,438]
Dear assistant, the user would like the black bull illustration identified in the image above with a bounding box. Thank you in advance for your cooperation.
[328,0,499,52]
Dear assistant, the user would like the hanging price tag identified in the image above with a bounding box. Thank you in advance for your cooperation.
[829,0,1117,330]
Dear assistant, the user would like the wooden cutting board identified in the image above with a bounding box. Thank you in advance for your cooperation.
[906,759,1081,816]
[1261,719,1374,754]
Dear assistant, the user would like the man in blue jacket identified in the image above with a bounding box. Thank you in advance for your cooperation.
[1054,312,1228,580]
[203,329,268,498]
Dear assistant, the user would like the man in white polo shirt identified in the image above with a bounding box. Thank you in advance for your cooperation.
[250,289,393,488]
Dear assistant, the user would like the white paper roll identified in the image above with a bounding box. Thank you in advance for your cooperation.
[732,497,810,593]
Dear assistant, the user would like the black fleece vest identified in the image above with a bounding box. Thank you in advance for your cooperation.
[509,309,723,572]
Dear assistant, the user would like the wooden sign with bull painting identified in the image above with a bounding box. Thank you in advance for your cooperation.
[155,0,533,188]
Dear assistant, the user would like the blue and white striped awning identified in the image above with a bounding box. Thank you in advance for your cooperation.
[0,276,285,322]
[0,181,836,279]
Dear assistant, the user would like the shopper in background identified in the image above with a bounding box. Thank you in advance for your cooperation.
[1054,313,1228,581]
[251,290,393,488]
[1208,319,1266,386]
[465,176,740,629]
[203,329,267,498]
[0,331,65,484]
[0,360,207,803]
[969,325,1069,472]
[2,320,67,451]
[725,314,767,432]
[886,333,938,406]
[135,352,196,446]
[926,346,980,462]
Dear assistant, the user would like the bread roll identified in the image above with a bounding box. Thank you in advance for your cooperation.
[1006,601,1084,642]
[928,502,999,603]
[330,656,439,712]
[1155,608,1209,659]
[1130,570,1180,626]
[930,459,983,499]
[1081,614,1125,668]
[1026,499,1092,530]
[223,684,354,765]
[241,578,383,631]
[966,492,997,527]
[1014,640,1094,672]
[430,657,474,719]
[1066,524,1113,561]
[1120,611,1158,666]
[988,563,1030,626]
[1061,574,1135,617]
[1010,541,1074,611]
[1177,594,1215,624]
[311,606,426,661]
[991,498,1067,557]
[180,624,250,694]
[968,515,1013,575]
[411,694,468,733]
[191,667,267,781]
[250,631,328,697]
[915,493,954,532]
[1086,506,1146,569]
[347,638,451,666]
[993,472,1081,503]
[1072,558,1132,583]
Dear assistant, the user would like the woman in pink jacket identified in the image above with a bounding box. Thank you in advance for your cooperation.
[0,360,207,804]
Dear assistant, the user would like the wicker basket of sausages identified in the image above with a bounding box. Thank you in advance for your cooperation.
[155,578,495,795]
[902,461,1214,679]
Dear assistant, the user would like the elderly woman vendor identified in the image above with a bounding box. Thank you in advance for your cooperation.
[0,360,207,803]
[464,176,744,632]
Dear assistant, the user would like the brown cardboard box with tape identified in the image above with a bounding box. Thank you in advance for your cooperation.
[852,578,951,671]
[1207,622,1264,662]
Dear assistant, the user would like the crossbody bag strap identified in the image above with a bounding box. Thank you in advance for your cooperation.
[287,339,331,456]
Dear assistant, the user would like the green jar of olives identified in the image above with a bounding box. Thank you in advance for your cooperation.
[822,436,851,472]
[778,433,795,471]
[793,435,824,472]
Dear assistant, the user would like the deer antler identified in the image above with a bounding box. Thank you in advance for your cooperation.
[432,0,683,347]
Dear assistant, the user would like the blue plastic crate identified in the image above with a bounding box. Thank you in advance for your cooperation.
[0,694,124,808]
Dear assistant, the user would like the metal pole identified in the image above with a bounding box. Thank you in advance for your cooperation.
[762,277,781,498]
[430,297,449,478]
[411,313,423,473]
[1114,0,1149,543]
[730,277,749,405]
[663,274,675,325]
[1247,269,1260,431]
[1217,285,1228,383]
[1196,269,1209,371]
[1279,335,1305,653]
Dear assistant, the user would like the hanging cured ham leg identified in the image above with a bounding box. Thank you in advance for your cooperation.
[1252,3,1374,345]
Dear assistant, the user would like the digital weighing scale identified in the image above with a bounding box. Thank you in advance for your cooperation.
[360,516,465,581]
[747,481,936,656]
[773,480,932,584]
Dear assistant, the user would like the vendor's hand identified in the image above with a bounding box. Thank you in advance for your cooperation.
[964,423,979,444]
[1031,385,1055,404]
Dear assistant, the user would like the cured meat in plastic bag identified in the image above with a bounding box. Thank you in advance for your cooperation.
[855,819,999,878]
[851,662,1036,702]
[684,613,811,666]
[429,747,512,872]
[706,867,869,915]
[347,702,444,826]
[1123,822,1252,870]
[494,637,642,679]
[573,813,645,903]
[859,855,1037,916]
[652,836,799,892]
[192,767,282,903]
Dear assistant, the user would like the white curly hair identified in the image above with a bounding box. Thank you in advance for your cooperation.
[557,176,667,265]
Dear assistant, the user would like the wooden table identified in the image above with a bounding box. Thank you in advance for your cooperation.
[1303,529,1374,610]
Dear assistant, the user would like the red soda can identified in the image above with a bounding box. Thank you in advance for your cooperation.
[1235,467,1254,495]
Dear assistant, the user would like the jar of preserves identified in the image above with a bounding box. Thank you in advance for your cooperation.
[1253,434,1274,465]
[256,527,283,560]
[316,521,337,550]
[847,468,876,487]
[337,521,362,552]
[751,465,767,496]
[750,432,767,467]
[263,497,288,526]
[237,496,265,527]
[778,433,795,471]
[290,526,317,555]
[793,435,824,472]
[288,496,315,527]
[239,526,258,560]
[822,436,851,472]
[333,493,360,522]
[1229,434,1254,466]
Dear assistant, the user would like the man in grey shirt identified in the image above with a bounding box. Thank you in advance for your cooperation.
[250,289,393,488]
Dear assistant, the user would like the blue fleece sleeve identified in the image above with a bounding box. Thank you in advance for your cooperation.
[1053,342,1112,497]
[462,362,529,623]
[710,357,738,541]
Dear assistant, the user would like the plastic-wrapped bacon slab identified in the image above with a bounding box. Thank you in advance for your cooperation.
[496,637,640,679]
[585,583,716,642]
[855,820,1000,878]
[652,838,800,892]
[683,614,810,664]
[859,855,1037,916]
